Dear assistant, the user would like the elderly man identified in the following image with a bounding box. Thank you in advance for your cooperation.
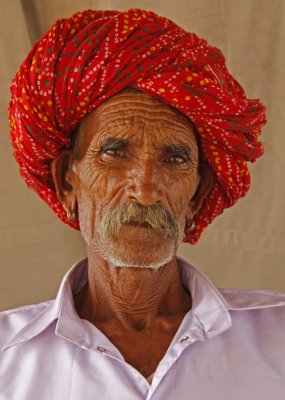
[1,8,285,400]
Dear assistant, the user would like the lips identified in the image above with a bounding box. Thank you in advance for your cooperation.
[127,221,152,228]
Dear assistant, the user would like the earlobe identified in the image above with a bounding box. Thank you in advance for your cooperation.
[51,150,78,211]
[188,163,214,217]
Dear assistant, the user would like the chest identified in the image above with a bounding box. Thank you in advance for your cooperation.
[114,330,175,377]
[95,320,181,378]
[1,328,285,400]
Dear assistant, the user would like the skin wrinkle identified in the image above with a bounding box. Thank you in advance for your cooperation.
[98,202,185,268]
[87,122,196,155]
[83,127,198,219]
[90,199,95,240]
[71,91,197,164]
[52,89,213,378]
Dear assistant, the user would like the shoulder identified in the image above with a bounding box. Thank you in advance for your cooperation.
[219,287,285,310]
[0,301,52,349]
[219,287,285,329]
[217,289,285,355]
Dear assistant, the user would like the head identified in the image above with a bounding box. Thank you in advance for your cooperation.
[9,8,266,247]
[51,89,213,269]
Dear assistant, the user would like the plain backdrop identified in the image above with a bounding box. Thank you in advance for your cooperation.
[1,0,285,311]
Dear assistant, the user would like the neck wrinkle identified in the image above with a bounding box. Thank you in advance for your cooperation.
[74,248,192,331]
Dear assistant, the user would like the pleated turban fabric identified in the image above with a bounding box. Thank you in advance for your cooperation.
[8,9,266,244]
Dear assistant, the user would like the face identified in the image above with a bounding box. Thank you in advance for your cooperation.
[65,90,200,269]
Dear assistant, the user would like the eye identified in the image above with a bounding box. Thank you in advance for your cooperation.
[164,155,188,164]
[103,148,125,157]
[99,138,129,159]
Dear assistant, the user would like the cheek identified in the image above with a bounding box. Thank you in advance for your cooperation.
[76,163,127,240]
[81,156,132,208]
[76,164,107,241]
[78,159,113,205]
[165,169,199,217]
[77,187,96,242]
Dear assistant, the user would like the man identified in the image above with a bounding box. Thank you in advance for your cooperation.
[1,8,284,399]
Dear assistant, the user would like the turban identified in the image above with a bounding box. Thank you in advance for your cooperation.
[8,8,266,244]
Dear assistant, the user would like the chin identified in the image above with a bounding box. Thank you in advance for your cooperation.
[98,236,177,270]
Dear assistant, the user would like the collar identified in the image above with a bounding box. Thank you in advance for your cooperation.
[5,256,284,352]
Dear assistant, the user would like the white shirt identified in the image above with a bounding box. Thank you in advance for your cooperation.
[1,257,285,399]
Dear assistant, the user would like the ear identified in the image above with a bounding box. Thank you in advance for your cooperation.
[188,163,214,218]
[50,150,78,213]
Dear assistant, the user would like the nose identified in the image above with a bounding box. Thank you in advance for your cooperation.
[127,159,163,206]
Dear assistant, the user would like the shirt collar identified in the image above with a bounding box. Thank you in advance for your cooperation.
[177,257,232,338]
[2,256,233,351]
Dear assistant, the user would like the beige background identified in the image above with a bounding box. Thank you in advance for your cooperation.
[1,0,284,311]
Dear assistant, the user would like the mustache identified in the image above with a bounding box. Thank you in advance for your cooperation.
[99,201,184,242]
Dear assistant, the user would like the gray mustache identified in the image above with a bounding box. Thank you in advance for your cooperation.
[99,201,184,242]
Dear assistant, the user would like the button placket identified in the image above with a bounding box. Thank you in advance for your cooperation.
[179,335,190,343]
[178,328,203,346]
[96,346,107,353]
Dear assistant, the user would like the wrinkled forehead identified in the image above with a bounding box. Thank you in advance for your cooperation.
[75,88,199,157]
[92,88,196,133]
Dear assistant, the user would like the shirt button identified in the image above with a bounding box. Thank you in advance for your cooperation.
[179,335,190,343]
[96,346,107,352]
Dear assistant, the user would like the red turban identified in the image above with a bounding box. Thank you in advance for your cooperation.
[8,9,266,244]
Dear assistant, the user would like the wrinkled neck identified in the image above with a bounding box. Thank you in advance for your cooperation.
[74,247,191,330]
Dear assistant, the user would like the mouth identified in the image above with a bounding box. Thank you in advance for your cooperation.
[127,221,152,228]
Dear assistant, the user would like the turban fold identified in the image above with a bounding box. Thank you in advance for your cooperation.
[8,8,266,244]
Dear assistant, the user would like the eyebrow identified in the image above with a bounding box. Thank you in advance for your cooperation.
[164,144,192,158]
[100,137,130,150]
[100,138,192,158]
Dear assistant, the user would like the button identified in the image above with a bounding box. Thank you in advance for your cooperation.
[179,335,190,343]
[96,346,107,352]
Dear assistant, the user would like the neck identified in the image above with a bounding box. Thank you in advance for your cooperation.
[75,246,191,331]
